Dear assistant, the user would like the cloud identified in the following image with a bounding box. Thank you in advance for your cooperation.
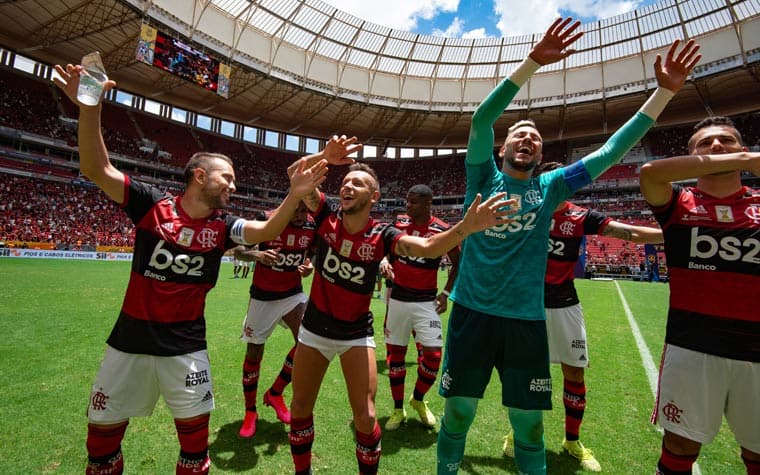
[432,17,491,38]
[493,0,643,36]
[323,0,460,32]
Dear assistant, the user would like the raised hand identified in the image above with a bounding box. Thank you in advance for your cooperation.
[322,135,362,165]
[289,158,328,199]
[460,192,517,234]
[529,17,584,66]
[654,39,701,93]
[52,64,116,107]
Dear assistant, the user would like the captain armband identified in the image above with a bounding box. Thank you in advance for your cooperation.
[230,219,253,245]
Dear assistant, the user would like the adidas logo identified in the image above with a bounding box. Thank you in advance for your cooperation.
[201,391,213,402]
[690,205,708,215]
[161,222,175,233]
[579,354,587,361]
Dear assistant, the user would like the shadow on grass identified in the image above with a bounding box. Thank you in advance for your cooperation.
[209,418,289,471]
[462,449,589,475]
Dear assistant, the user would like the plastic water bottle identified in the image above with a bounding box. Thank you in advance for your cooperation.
[77,52,108,106]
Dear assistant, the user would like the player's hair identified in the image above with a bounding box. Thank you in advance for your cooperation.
[408,184,433,198]
[688,116,743,151]
[348,162,379,190]
[183,152,234,186]
[533,161,563,177]
[507,119,538,138]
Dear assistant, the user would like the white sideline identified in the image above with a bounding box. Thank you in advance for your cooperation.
[613,281,702,475]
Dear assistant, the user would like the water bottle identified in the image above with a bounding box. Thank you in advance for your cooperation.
[77,52,108,106]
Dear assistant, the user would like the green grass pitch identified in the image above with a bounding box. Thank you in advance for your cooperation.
[0,259,744,474]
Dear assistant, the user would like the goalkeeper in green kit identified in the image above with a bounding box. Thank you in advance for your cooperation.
[436,17,701,475]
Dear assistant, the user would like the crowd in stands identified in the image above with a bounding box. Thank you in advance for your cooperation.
[0,175,133,249]
[1,66,758,270]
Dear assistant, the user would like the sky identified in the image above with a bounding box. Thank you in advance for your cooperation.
[321,0,660,38]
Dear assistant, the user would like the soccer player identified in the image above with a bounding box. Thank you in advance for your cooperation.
[285,155,515,475]
[52,62,357,475]
[639,116,760,475]
[237,202,316,438]
[381,184,460,431]
[502,163,663,472]
[435,17,700,475]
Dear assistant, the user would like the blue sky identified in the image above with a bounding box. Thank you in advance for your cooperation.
[323,0,660,37]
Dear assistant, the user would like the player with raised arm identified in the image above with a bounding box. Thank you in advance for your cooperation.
[52,62,358,475]
[436,17,700,475]
[502,161,663,472]
[640,116,760,475]
[285,150,515,475]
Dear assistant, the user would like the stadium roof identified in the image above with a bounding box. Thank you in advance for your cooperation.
[1,0,760,149]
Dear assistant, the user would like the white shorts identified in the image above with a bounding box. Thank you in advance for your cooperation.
[298,326,375,362]
[241,293,307,344]
[653,344,760,452]
[87,346,214,423]
[384,298,443,347]
[545,304,589,367]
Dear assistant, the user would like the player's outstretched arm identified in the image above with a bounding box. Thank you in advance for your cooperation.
[578,39,701,183]
[395,193,515,258]
[243,160,327,244]
[602,221,663,244]
[53,63,125,203]
[640,151,760,206]
[468,18,582,164]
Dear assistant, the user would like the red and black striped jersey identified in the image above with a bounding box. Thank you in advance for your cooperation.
[108,176,244,356]
[652,185,760,362]
[390,214,452,301]
[249,211,316,301]
[544,202,610,308]
[303,193,404,340]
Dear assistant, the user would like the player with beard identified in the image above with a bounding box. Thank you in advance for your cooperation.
[236,201,316,438]
[501,162,663,472]
[284,155,515,475]
[52,63,359,475]
[380,184,460,431]
[640,116,760,475]
[436,17,701,475]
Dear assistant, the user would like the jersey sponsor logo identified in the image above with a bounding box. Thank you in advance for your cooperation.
[148,240,206,277]
[529,378,552,392]
[559,220,575,236]
[178,227,194,247]
[485,212,538,238]
[662,401,683,424]
[548,238,565,256]
[524,189,542,205]
[273,252,304,270]
[571,339,586,349]
[186,369,210,387]
[91,389,109,411]
[689,227,760,265]
[321,246,367,285]
[197,227,219,248]
[715,205,734,223]
[746,204,760,224]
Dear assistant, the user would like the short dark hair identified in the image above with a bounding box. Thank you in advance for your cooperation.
[688,116,743,151]
[348,162,379,190]
[407,184,433,198]
[183,152,234,186]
